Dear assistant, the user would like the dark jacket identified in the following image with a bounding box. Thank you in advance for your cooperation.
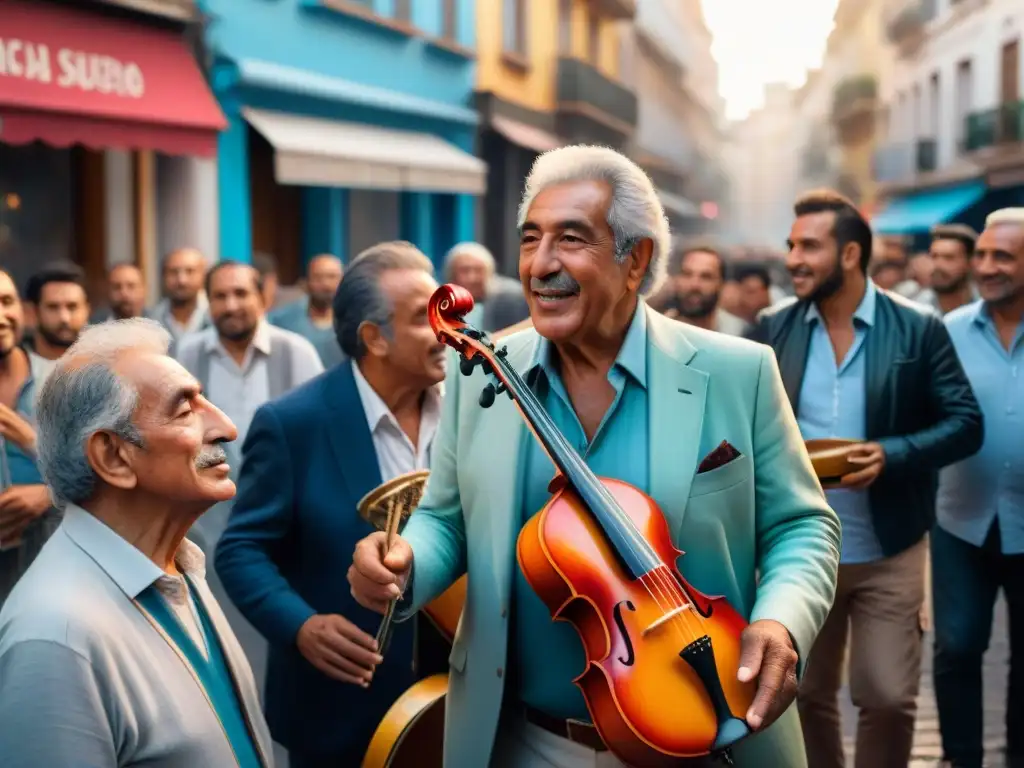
[215,364,416,759]
[745,289,984,557]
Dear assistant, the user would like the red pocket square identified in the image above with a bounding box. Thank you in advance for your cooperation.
[698,440,741,474]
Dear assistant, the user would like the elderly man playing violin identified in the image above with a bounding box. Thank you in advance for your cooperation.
[349,145,840,768]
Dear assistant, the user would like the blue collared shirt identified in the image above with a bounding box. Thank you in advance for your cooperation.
[1,350,54,488]
[515,305,649,720]
[938,300,1024,553]
[796,281,884,564]
[268,297,345,369]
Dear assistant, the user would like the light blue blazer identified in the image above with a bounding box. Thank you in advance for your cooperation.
[400,304,840,767]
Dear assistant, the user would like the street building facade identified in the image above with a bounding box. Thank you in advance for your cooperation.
[0,0,224,303]
[874,0,1024,249]
[203,0,484,281]
[474,0,637,275]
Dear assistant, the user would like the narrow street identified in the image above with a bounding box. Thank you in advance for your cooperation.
[842,598,1010,767]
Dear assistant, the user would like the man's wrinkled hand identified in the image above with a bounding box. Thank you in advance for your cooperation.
[296,614,383,688]
[0,485,51,545]
[0,404,36,456]
[840,441,886,490]
[348,531,413,614]
[737,619,799,731]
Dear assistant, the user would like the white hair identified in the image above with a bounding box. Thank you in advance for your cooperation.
[986,208,1024,227]
[517,145,671,296]
[35,318,171,510]
[443,242,496,281]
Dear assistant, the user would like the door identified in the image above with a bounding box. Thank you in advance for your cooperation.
[1000,40,1020,142]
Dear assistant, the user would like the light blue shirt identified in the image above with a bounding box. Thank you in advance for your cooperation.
[268,297,345,368]
[938,300,1024,554]
[1,350,54,488]
[796,281,884,564]
[515,305,649,720]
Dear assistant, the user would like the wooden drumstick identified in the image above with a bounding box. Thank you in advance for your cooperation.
[375,498,401,654]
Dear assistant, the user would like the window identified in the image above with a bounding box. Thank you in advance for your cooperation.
[394,0,411,22]
[588,12,600,64]
[558,0,572,55]
[442,0,458,41]
[955,59,973,150]
[502,0,527,56]
[929,71,940,137]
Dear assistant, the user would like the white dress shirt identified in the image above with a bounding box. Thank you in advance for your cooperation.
[352,361,442,482]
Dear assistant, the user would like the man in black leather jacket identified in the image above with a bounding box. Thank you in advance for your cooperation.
[746,189,984,768]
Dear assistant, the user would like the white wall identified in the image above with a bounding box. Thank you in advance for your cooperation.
[157,154,219,261]
[889,0,1024,170]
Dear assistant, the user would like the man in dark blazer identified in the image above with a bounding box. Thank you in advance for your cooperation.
[216,241,449,767]
[746,189,984,768]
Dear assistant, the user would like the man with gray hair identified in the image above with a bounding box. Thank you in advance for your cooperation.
[350,146,840,767]
[0,319,274,767]
[444,241,530,331]
[217,241,449,767]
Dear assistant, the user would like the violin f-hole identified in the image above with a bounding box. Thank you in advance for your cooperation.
[612,600,636,667]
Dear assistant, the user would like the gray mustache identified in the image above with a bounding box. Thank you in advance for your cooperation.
[195,444,228,469]
[531,272,581,294]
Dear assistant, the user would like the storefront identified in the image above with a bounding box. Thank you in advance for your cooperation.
[202,0,484,281]
[0,0,225,300]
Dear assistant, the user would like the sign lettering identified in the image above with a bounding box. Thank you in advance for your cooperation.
[0,37,145,98]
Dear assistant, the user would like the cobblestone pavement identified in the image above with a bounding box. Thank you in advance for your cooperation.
[840,597,1009,767]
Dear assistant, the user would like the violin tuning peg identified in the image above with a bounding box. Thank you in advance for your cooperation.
[478,384,496,409]
[481,361,494,377]
[459,358,476,376]
[494,381,507,394]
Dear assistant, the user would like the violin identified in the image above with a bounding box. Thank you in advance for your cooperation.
[428,284,757,767]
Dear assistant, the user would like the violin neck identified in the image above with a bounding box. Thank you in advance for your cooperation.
[492,355,660,579]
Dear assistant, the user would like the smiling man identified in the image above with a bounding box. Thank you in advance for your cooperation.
[0,318,275,767]
[349,146,840,768]
[748,189,984,768]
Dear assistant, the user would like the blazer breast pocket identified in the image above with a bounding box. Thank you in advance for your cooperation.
[688,453,753,498]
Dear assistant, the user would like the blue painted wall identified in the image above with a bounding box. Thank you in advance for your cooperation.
[200,0,480,266]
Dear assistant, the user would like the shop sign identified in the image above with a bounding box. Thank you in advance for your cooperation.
[0,37,145,99]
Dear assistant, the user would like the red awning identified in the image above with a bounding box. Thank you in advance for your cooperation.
[0,0,226,157]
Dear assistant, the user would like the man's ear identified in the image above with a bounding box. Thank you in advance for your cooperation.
[85,431,138,492]
[358,321,389,358]
[626,238,654,293]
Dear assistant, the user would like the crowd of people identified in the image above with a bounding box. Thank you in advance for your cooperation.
[0,144,1020,768]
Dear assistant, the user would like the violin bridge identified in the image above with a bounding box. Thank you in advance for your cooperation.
[641,604,691,637]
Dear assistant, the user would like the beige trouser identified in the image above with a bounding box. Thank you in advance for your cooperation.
[798,538,927,768]
[491,718,627,768]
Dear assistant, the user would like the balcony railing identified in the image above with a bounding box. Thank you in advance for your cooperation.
[885,0,937,43]
[916,138,937,172]
[593,0,637,20]
[556,57,638,146]
[964,101,1024,152]
[874,143,915,184]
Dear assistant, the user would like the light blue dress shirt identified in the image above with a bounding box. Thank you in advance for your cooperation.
[515,306,649,720]
[796,281,884,564]
[938,300,1024,554]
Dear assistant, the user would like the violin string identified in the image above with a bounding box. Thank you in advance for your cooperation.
[488,347,704,640]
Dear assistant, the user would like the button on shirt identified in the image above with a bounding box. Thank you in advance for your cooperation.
[352,362,442,482]
[516,306,649,721]
[796,281,884,564]
[938,301,1024,554]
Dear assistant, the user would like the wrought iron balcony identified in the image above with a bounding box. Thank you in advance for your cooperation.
[593,0,637,20]
[885,0,936,43]
[555,57,638,148]
[916,138,937,173]
[964,101,1024,152]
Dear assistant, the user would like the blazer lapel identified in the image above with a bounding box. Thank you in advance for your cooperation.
[325,363,383,501]
[775,306,812,412]
[475,332,535,598]
[646,308,709,532]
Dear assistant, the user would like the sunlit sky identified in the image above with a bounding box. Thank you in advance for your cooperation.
[701,0,841,121]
